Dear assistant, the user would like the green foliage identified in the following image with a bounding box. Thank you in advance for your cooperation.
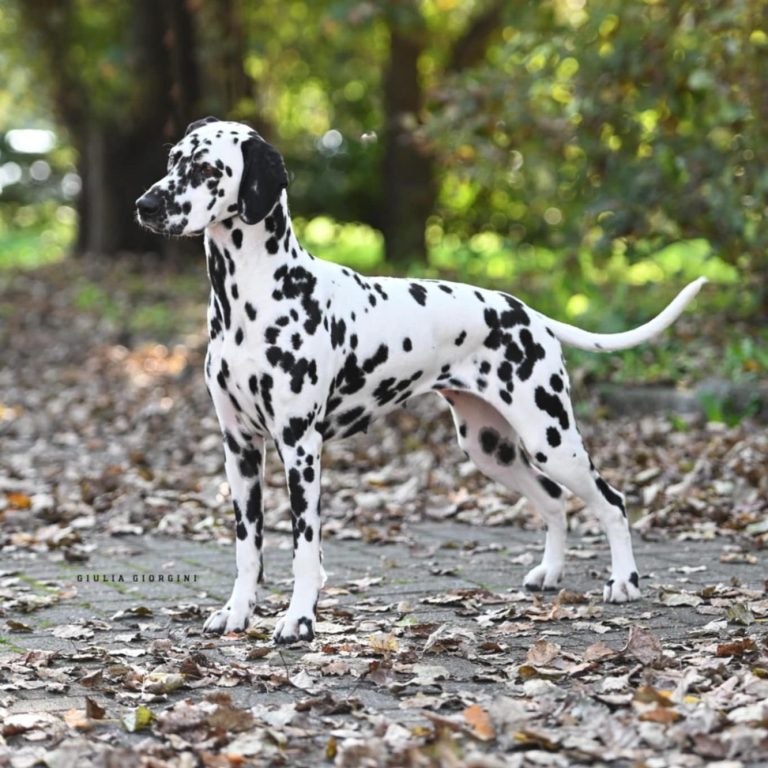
[0,202,75,270]
[698,390,761,426]
[424,0,768,281]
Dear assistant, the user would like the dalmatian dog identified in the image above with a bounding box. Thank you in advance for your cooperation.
[136,117,706,644]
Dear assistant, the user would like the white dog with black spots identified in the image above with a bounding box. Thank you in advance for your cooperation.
[136,117,706,644]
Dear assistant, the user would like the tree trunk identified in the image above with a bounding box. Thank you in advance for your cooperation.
[19,0,202,259]
[381,12,436,270]
[380,2,504,271]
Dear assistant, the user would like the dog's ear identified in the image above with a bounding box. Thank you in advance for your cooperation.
[185,116,220,136]
[238,136,288,225]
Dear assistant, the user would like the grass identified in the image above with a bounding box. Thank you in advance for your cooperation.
[0,636,27,653]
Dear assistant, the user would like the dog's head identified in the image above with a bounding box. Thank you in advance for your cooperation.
[135,117,288,236]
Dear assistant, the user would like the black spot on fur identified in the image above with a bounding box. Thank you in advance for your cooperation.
[479,427,500,455]
[534,386,570,430]
[245,302,257,321]
[337,406,365,426]
[498,361,513,382]
[330,317,346,349]
[455,330,467,346]
[207,241,231,330]
[232,229,243,249]
[238,446,261,478]
[517,328,545,381]
[288,467,308,516]
[497,441,516,465]
[539,476,562,499]
[273,265,322,335]
[403,337,412,352]
[260,374,274,418]
[246,482,262,524]
[224,431,240,454]
[596,477,626,516]
[362,344,388,374]
[343,414,371,437]
[408,283,427,306]
[282,416,310,448]
[546,427,561,447]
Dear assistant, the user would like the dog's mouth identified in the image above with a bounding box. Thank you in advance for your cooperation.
[136,211,203,238]
[136,212,169,234]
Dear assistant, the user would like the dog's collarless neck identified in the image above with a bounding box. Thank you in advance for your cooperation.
[204,194,301,265]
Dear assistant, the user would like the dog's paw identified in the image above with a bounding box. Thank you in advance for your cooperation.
[203,604,250,634]
[603,572,641,603]
[273,614,315,645]
[523,562,563,592]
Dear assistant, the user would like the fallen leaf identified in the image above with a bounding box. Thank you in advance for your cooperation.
[639,707,681,724]
[624,625,664,666]
[63,709,91,730]
[584,641,617,662]
[525,639,561,666]
[368,632,399,654]
[122,704,154,732]
[143,671,185,694]
[463,704,495,741]
[85,696,106,720]
[726,603,755,626]
[6,619,33,632]
[659,591,703,607]
[716,638,756,657]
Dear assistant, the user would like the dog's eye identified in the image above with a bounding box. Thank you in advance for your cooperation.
[199,163,218,178]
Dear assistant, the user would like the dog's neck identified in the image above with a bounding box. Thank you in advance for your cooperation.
[205,191,298,260]
[202,192,315,338]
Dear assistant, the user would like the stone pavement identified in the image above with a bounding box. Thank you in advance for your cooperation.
[3,520,763,738]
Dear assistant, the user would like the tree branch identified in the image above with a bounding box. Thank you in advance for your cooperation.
[447,2,504,73]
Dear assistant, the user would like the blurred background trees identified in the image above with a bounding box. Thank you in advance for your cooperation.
[0,0,765,314]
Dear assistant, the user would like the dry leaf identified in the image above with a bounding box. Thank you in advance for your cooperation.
[462,704,495,741]
[624,625,664,665]
[85,696,106,720]
[525,639,561,666]
[368,632,399,653]
[63,709,91,730]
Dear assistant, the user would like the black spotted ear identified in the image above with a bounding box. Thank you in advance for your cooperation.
[185,116,220,136]
[238,136,289,225]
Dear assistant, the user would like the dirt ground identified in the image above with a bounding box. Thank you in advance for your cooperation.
[1,262,766,767]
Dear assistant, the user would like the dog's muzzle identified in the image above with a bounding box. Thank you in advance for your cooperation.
[135,192,165,230]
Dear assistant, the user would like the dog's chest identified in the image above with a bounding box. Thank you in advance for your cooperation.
[203,273,332,441]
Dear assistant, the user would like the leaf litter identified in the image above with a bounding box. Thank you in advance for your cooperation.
[0,263,766,766]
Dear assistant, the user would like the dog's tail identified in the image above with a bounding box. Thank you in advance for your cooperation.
[542,277,707,352]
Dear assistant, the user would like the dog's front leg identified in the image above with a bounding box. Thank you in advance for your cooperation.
[273,435,325,644]
[203,435,265,634]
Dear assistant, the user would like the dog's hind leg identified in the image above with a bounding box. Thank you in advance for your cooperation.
[203,434,265,633]
[507,389,641,602]
[441,391,568,591]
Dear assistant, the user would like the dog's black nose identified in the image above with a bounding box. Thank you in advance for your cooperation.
[136,192,161,218]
